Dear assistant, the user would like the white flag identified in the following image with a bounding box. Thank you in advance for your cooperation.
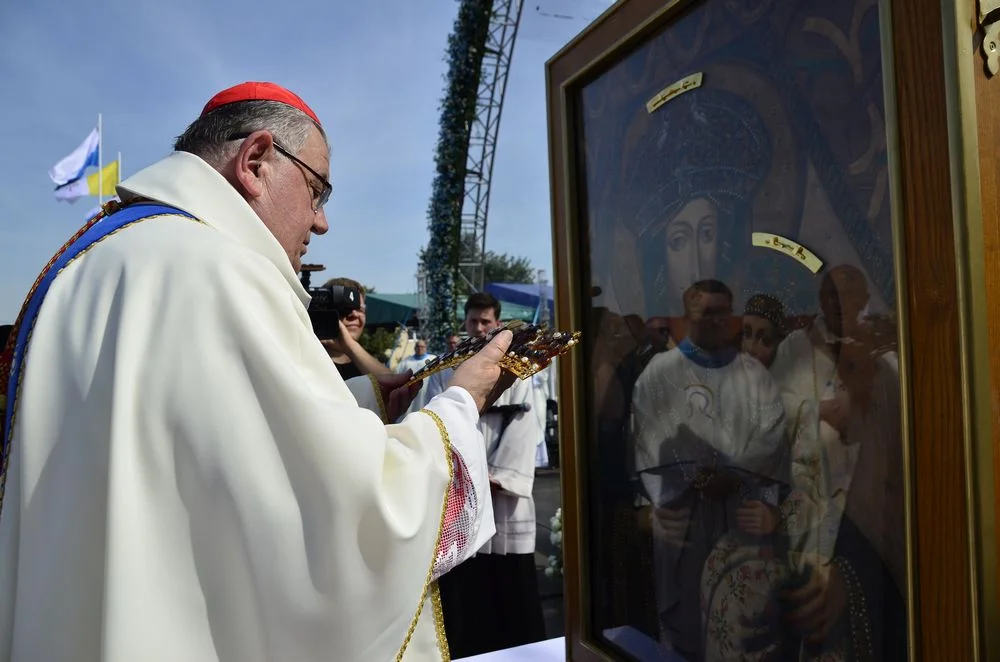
[49,128,100,186]
[54,178,88,203]
[54,160,119,204]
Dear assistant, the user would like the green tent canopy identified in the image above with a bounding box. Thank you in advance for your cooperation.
[363,293,420,327]
[364,292,538,328]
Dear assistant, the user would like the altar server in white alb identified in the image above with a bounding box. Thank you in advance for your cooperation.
[630,279,789,659]
[426,293,547,659]
[0,82,516,662]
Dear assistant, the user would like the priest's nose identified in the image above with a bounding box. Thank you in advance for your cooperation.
[313,208,329,235]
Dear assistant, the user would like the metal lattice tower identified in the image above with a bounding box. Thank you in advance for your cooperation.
[415,262,428,332]
[456,0,525,293]
[537,268,550,326]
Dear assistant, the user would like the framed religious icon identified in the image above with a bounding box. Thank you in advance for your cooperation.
[547,0,1000,660]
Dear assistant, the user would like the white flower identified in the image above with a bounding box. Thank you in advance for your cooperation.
[550,507,563,532]
[546,506,565,578]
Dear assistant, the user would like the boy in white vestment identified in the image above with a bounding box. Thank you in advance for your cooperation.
[427,293,547,658]
[631,280,789,659]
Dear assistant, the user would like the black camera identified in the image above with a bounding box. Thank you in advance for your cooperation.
[308,285,362,339]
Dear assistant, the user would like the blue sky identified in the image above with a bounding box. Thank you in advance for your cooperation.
[0,0,612,324]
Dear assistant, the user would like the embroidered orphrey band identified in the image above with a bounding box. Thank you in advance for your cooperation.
[394,409,454,662]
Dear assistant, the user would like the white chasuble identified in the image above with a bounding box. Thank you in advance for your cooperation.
[428,365,542,556]
[631,343,788,504]
[630,341,788,651]
[770,322,906,594]
[0,152,494,662]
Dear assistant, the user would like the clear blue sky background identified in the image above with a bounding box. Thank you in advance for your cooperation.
[0,0,612,324]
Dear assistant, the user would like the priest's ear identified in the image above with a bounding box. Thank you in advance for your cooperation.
[232,130,276,199]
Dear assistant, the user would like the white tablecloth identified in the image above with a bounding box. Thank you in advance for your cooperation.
[451,627,688,661]
[454,636,566,661]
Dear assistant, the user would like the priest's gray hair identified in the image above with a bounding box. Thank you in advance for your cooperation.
[173,100,325,166]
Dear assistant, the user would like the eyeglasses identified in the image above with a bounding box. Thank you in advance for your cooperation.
[228,132,332,211]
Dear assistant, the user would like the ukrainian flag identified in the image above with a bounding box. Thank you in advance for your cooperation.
[54,161,119,203]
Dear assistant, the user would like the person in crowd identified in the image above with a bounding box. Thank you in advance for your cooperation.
[429,293,547,658]
[630,280,788,659]
[396,338,437,415]
[318,276,392,380]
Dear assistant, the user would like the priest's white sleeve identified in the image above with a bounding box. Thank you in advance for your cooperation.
[345,376,496,577]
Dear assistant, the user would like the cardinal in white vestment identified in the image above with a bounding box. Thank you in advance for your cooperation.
[766,266,907,659]
[630,280,789,659]
[0,82,516,662]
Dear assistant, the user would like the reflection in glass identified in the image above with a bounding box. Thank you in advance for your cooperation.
[632,280,789,658]
[575,0,907,660]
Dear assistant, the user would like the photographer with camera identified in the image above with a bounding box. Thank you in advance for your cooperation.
[311,277,391,379]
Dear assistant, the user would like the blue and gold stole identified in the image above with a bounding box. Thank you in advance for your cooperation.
[0,200,195,513]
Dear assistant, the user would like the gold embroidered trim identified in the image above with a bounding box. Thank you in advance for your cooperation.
[368,373,389,423]
[430,581,450,660]
[395,409,453,662]
[0,213,205,519]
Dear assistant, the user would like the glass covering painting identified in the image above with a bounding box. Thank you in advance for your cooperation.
[575,0,907,660]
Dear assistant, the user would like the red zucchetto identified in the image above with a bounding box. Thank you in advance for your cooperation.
[201,81,321,126]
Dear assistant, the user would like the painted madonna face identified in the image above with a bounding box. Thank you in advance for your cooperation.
[742,313,779,368]
[624,88,771,318]
[665,197,719,303]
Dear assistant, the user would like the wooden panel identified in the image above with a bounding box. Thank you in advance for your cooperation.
[546,4,674,660]
[973,3,1000,622]
[889,0,973,658]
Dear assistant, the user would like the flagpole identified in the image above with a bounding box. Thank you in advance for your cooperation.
[97,113,103,206]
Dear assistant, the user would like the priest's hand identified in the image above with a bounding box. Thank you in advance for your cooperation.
[781,563,848,644]
[448,329,516,413]
[319,321,355,355]
[373,371,423,422]
[737,500,778,535]
[650,505,691,549]
[819,395,850,436]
